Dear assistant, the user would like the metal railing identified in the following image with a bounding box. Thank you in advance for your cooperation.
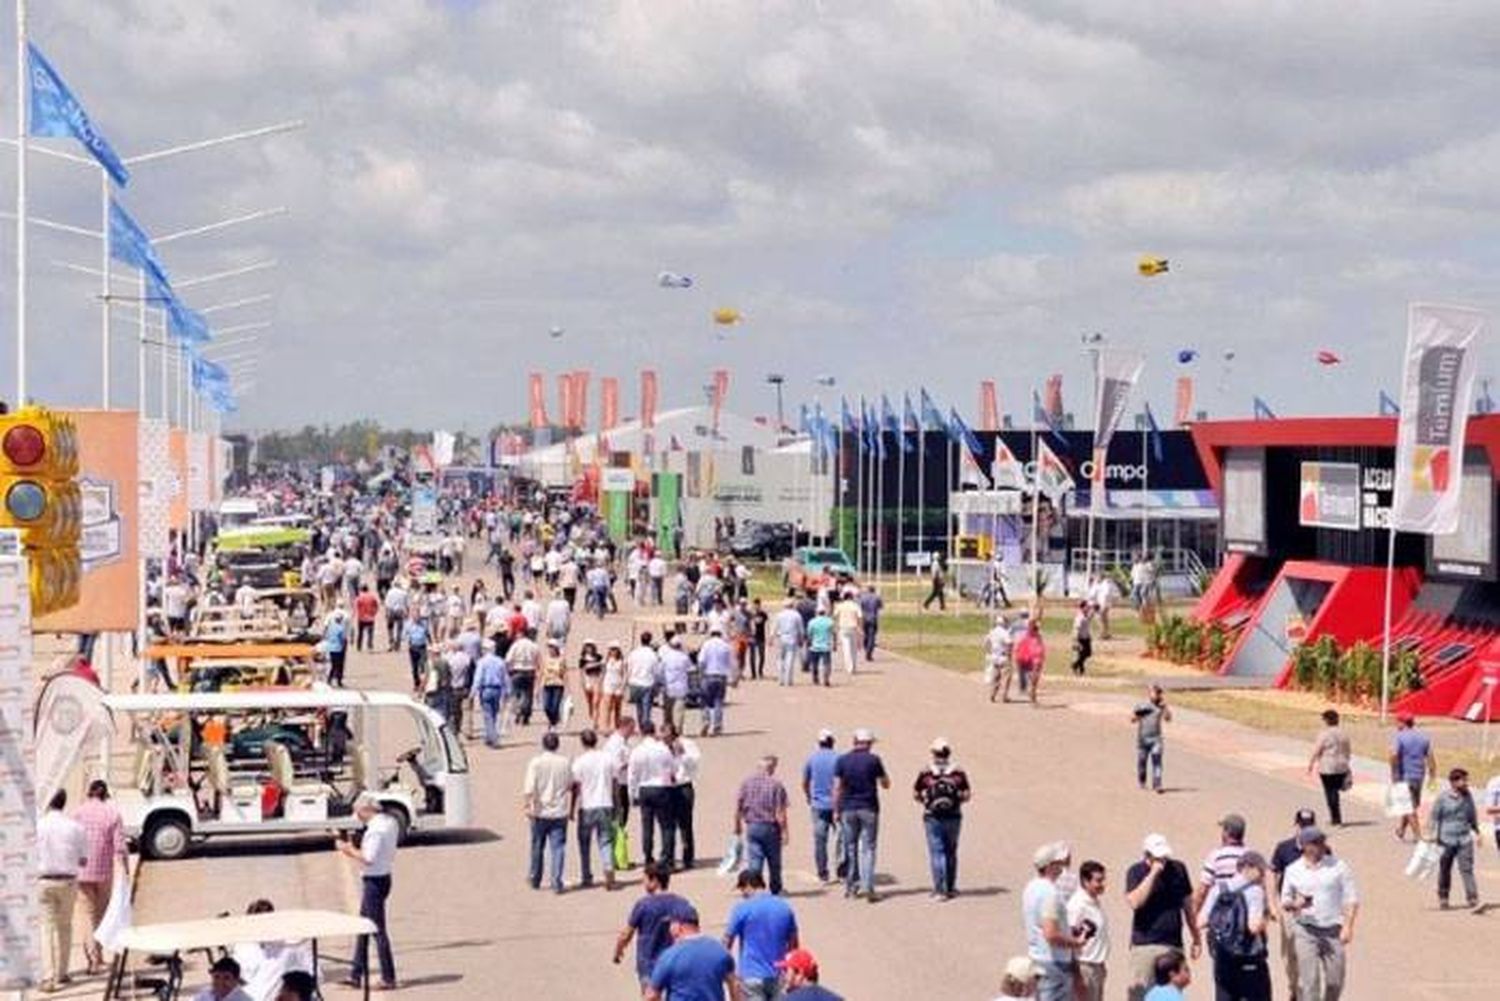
[1070,546,1212,578]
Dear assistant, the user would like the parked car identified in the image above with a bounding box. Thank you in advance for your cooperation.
[728,522,796,561]
[782,546,857,593]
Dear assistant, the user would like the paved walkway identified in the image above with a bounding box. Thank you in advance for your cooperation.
[99,561,1498,1000]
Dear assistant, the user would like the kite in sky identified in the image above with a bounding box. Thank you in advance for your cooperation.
[1177,349,1199,364]
[549,326,564,339]
[1316,350,1342,366]
[712,307,742,325]
[1138,255,1170,277]
[658,271,693,289]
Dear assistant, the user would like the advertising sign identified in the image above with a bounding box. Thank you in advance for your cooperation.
[411,486,438,535]
[1299,461,1361,531]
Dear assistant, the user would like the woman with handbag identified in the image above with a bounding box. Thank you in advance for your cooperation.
[1307,709,1352,826]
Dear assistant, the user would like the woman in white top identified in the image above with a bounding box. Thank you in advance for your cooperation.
[600,641,627,730]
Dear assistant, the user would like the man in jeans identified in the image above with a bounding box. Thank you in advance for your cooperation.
[1429,767,1481,910]
[912,738,971,899]
[801,729,840,882]
[1023,841,1082,1001]
[699,626,735,735]
[736,755,791,895]
[337,796,400,990]
[523,731,573,892]
[1132,686,1171,793]
[833,728,890,902]
[571,729,617,890]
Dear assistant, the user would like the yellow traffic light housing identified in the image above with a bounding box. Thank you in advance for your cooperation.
[0,406,81,614]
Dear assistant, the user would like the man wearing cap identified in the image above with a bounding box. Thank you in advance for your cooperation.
[658,634,694,734]
[1203,851,1272,1001]
[1124,834,1199,1001]
[700,625,736,736]
[192,956,254,1001]
[802,730,841,883]
[833,729,890,902]
[724,870,799,1000]
[474,639,511,749]
[1023,841,1082,1001]
[1389,712,1436,842]
[646,907,742,1001]
[913,738,971,899]
[1279,826,1358,1001]
[772,598,805,686]
[1191,813,1251,922]
[1270,809,1319,996]
[984,614,1014,702]
[337,796,399,990]
[778,948,841,1000]
[736,756,791,895]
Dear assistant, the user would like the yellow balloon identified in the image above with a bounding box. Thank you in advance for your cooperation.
[1137,255,1169,277]
[712,308,742,325]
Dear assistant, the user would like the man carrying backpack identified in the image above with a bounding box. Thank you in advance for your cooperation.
[1202,851,1272,1001]
[912,738,971,900]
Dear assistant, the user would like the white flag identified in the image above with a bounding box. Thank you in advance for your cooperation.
[1391,303,1485,535]
[1093,349,1144,454]
[1035,439,1076,503]
[432,430,456,468]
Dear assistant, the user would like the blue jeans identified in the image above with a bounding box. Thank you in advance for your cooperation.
[811,808,838,881]
[840,808,879,895]
[479,687,505,746]
[576,807,614,885]
[702,675,728,733]
[809,650,831,685]
[629,684,654,728]
[1035,960,1076,1001]
[777,644,799,685]
[923,814,962,895]
[743,821,784,894]
[1137,740,1163,790]
[541,684,565,728]
[529,817,567,891]
[350,875,396,986]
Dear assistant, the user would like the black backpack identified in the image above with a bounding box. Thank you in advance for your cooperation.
[1207,886,1265,959]
[923,770,963,816]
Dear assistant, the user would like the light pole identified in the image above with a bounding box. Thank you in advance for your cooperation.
[766,373,786,432]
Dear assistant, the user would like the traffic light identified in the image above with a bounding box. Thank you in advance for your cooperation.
[0,406,81,614]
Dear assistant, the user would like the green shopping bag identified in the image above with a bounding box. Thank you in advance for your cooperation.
[612,822,631,871]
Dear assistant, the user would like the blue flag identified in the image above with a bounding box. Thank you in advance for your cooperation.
[1032,389,1069,445]
[883,395,912,453]
[1144,404,1165,462]
[143,258,175,306]
[167,297,211,345]
[108,199,161,272]
[948,407,983,458]
[1378,389,1400,416]
[841,397,857,435]
[903,392,919,433]
[27,43,130,186]
[1253,396,1276,420]
[919,388,945,431]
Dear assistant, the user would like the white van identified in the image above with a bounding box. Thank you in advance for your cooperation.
[104,689,471,860]
[218,497,261,529]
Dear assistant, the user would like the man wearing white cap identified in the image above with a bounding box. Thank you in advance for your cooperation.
[1022,841,1080,1000]
[913,738,971,899]
[833,729,889,901]
[802,729,841,883]
[1124,834,1199,1001]
[699,625,735,736]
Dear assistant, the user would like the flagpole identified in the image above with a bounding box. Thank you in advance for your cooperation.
[1030,423,1040,598]
[945,437,954,598]
[1141,418,1150,559]
[917,425,926,586]
[15,0,30,403]
[896,426,906,599]
[99,168,111,407]
[1380,525,1397,722]
[876,437,885,586]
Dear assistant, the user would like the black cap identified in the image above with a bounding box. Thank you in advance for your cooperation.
[1294,808,1316,827]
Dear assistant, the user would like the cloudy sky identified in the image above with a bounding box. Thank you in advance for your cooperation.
[5,0,1500,432]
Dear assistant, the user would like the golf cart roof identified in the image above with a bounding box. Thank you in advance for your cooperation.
[115,909,375,954]
[144,643,317,661]
[103,688,441,721]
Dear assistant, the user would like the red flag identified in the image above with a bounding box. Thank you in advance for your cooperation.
[570,370,590,429]
[528,373,549,428]
[711,369,730,432]
[1174,376,1194,427]
[979,380,999,432]
[557,374,573,430]
[640,370,658,428]
[1043,374,1064,421]
[601,377,620,431]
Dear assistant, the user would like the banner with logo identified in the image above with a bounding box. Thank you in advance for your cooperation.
[1299,461,1361,530]
[1035,439,1076,503]
[1174,376,1194,426]
[640,370,659,428]
[31,672,112,811]
[1392,303,1485,534]
[710,369,730,433]
[431,430,455,468]
[528,373,549,428]
[138,419,172,559]
[169,429,188,533]
[1093,349,1145,456]
[601,377,620,431]
[1043,374,1064,423]
[979,380,999,432]
[570,370,590,430]
[36,411,139,632]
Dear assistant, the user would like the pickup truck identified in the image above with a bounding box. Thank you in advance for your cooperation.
[782,546,857,593]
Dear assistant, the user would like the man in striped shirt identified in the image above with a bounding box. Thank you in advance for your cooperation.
[73,780,127,975]
[736,756,790,894]
[1191,813,1252,922]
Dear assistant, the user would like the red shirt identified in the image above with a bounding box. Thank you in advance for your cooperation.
[354,592,380,623]
[508,612,529,638]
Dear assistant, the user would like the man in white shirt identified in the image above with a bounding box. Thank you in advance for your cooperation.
[984,614,1014,702]
[162,575,192,632]
[37,789,88,992]
[647,554,668,605]
[524,731,574,893]
[544,594,572,646]
[833,593,863,676]
[1279,827,1357,1001]
[1484,772,1500,852]
[628,721,679,867]
[572,729,617,890]
[658,634,694,734]
[520,591,542,631]
[382,580,408,651]
[604,716,638,840]
[1087,575,1115,639]
[337,796,399,990]
[772,599,805,687]
[626,633,662,727]
[666,723,702,870]
[1066,861,1110,1001]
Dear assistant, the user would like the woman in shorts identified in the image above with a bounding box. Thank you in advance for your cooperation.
[600,640,627,730]
[578,639,605,727]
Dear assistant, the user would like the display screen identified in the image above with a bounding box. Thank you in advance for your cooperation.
[1430,453,1496,580]
[1223,447,1267,555]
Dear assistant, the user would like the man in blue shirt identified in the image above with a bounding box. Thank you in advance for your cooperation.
[614,863,695,991]
[648,906,741,1001]
[805,612,835,687]
[698,627,735,736]
[723,871,798,1001]
[801,730,840,883]
[832,729,890,902]
[1143,948,1191,1000]
[473,640,510,749]
[1389,712,1436,841]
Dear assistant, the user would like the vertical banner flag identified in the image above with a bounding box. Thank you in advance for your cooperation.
[1144,404,1166,462]
[431,430,456,468]
[640,370,659,428]
[1174,376,1195,426]
[1035,439,1076,503]
[137,418,171,559]
[601,377,620,431]
[108,200,159,271]
[992,438,1026,489]
[711,369,730,433]
[1043,374,1065,423]
[570,371,590,430]
[557,374,573,430]
[527,373,548,428]
[1391,303,1486,534]
[979,380,1000,432]
[26,43,130,186]
[1093,350,1144,455]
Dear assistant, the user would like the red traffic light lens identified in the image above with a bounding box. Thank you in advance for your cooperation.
[5,480,47,521]
[2,425,45,466]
